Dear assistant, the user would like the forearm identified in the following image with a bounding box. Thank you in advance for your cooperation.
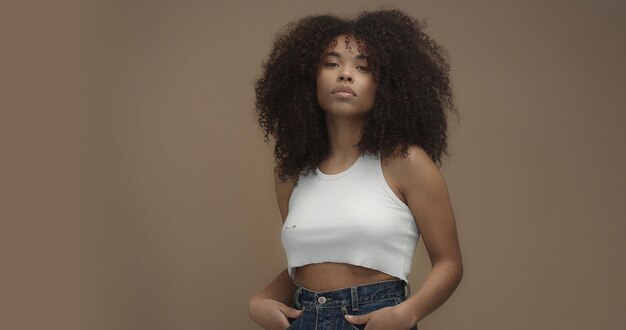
[404,259,463,323]
[252,268,298,305]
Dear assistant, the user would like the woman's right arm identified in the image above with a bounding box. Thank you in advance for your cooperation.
[248,269,302,329]
[248,171,302,330]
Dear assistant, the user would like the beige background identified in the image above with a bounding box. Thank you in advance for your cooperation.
[80,1,626,329]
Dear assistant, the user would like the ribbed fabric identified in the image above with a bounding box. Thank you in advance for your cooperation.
[281,153,419,283]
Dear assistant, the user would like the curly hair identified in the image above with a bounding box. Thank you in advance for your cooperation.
[255,9,458,183]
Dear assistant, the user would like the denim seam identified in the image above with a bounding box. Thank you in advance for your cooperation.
[350,286,359,311]
[293,286,303,309]
[310,296,401,310]
[356,296,400,307]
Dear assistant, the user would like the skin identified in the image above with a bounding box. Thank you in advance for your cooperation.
[297,34,395,290]
[249,34,463,330]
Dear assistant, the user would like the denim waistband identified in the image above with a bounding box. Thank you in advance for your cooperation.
[293,279,410,310]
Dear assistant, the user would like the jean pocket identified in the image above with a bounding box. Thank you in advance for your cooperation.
[343,297,403,330]
[285,316,302,330]
[345,297,408,330]
[347,323,364,330]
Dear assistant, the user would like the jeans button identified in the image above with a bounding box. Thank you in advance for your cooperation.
[317,296,326,304]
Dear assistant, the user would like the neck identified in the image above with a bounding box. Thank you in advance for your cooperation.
[323,114,365,161]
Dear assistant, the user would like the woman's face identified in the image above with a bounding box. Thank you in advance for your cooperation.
[316,34,377,118]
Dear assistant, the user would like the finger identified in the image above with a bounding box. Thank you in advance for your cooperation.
[345,312,371,325]
[279,319,291,330]
[280,305,303,318]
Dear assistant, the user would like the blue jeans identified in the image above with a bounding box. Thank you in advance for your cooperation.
[287,279,419,330]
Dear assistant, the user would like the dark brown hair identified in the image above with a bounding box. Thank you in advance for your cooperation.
[255,9,458,183]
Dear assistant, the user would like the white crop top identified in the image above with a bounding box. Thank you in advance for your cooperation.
[281,152,420,283]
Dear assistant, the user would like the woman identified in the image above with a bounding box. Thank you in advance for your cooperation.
[250,9,463,330]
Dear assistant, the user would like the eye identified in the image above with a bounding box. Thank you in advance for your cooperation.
[357,66,370,72]
[325,62,339,68]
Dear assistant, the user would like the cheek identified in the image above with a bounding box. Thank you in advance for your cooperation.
[368,78,377,92]
[316,74,333,101]
[316,88,324,105]
[315,79,324,97]
[317,72,332,88]
[315,81,329,107]
[366,84,377,105]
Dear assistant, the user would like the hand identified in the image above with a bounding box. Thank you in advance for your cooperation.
[344,303,416,330]
[248,296,303,330]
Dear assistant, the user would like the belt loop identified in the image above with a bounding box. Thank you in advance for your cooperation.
[350,286,359,311]
[293,286,303,309]
[404,281,411,299]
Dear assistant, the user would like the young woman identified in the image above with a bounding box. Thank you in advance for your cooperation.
[249,9,463,330]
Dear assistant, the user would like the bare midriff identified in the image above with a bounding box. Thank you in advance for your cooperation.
[294,262,399,291]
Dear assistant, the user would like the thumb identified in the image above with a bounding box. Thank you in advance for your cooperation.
[281,305,303,318]
[345,312,371,325]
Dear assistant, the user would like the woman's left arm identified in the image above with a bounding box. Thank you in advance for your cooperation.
[346,146,463,329]
[396,146,464,325]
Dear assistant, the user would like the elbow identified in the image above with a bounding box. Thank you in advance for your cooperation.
[433,257,464,285]
[455,259,464,285]
[450,254,464,283]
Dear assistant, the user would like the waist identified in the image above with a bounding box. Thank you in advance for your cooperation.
[293,279,410,309]
[295,262,398,291]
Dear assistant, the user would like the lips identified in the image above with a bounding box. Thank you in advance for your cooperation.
[331,86,356,96]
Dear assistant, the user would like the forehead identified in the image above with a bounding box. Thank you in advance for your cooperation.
[323,34,368,58]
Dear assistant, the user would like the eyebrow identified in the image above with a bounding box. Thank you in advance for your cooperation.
[323,51,368,60]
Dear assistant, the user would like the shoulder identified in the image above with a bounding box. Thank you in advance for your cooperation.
[383,145,446,197]
[383,145,436,177]
[274,170,296,223]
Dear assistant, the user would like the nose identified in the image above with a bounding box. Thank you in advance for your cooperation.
[338,70,353,82]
